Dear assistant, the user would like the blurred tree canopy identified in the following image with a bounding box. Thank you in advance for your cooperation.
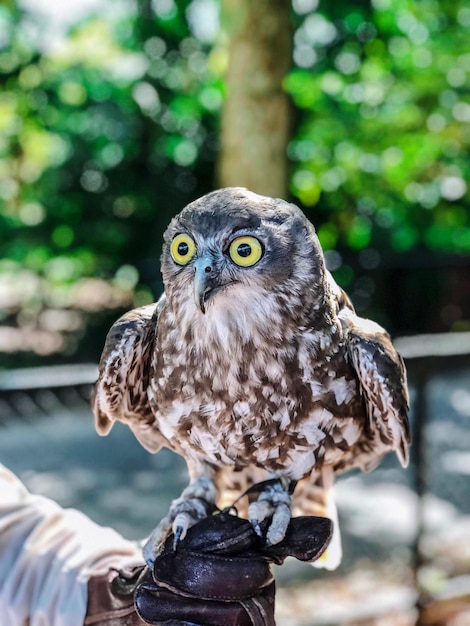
[0,0,469,366]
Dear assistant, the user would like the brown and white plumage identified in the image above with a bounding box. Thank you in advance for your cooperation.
[92,188,410,568]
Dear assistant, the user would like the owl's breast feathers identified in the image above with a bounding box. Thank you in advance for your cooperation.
[142,283,409,479]
[93,272,409,482]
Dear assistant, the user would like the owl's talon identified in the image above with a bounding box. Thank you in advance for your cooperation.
[173,525,184,550]
[248,480,292,545]
[252,520,263,538]
[143,476,217,567]
[265,502,291,545]
[143,518,172,567]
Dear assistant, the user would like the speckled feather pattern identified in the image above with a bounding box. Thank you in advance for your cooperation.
[93,188,410,523]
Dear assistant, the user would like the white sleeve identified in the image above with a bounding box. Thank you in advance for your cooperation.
[0,465,141,626]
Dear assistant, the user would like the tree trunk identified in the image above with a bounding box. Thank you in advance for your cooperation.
[217,0,292,200]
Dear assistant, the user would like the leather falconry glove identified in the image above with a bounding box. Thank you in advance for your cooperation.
[86,501,332,626]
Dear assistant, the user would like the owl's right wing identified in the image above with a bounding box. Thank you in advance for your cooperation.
[92,298,168,453]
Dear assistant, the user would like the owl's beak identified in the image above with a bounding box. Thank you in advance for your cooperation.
[193,257,219,314]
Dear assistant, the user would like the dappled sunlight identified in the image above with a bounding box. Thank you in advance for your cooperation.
[1,0,469,368]
[0,260,138,356]
[286,1,470,270]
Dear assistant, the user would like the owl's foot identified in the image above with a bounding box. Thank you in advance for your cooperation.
[248,478,292,546]
[143,476,217,567]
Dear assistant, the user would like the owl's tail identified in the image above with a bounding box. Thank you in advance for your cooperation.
[292,469,342,570]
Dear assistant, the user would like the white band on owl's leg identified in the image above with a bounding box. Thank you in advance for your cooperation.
[248,480,292,546]
[143,476,217,567]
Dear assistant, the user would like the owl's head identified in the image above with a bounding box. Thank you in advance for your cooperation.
[160,188,329,327]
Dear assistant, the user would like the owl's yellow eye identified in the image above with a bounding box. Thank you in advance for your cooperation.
[171,233,197,265]
[229,236,263,267]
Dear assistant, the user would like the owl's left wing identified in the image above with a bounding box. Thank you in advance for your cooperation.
[340,309,411,468]
[92,298,167,453]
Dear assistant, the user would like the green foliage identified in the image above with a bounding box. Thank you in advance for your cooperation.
[0,0,222,363]
[287,0,470,259]
[0,0,468,364]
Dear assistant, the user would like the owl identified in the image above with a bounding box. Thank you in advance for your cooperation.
[92,187,410,569]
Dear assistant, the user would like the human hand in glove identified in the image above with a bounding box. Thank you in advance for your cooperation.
[133,506,332,626]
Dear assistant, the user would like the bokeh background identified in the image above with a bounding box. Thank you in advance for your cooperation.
[1,1,469,624]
